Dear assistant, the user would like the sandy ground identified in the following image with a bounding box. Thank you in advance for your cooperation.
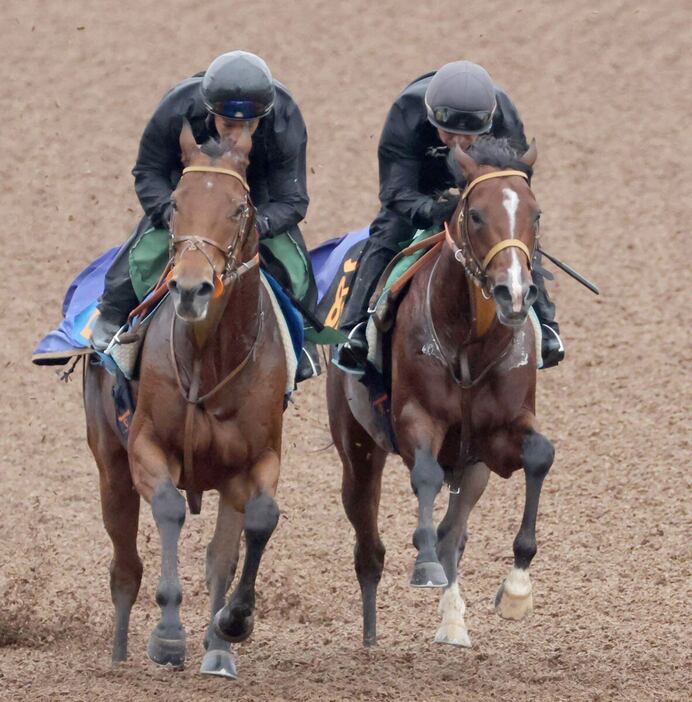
[1,1,690,700]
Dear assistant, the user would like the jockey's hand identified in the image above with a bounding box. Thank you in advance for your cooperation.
[256,214,271,238]
[430,193,460,225]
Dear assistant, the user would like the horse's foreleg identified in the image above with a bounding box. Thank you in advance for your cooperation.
[496,430,554,620]
[200,496,243,679]
[434,461,490,647]
[409,447,447,587]
[214,450,280,644]
[147,479,187,666]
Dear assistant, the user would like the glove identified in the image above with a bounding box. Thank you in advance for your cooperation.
[430,193,460,226]
[256,214,271,238]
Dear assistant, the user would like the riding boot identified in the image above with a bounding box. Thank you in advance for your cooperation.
[91,216,152,351]
[532,252,564,369]
[333,242,397,374]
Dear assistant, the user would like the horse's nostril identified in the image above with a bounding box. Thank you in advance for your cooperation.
[198,281,214,298]
[525,284,538,306]
[493,284,512,306]
[168,278,179,293]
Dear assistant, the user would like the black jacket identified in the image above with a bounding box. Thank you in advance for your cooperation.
[378,72,528,230]
[132,73,309,235]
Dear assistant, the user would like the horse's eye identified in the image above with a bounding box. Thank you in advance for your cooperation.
[469,210,483,226]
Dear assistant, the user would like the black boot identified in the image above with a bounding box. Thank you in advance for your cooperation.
[91,218,150,351]
[532,252,564,369]
[296,341,321,382]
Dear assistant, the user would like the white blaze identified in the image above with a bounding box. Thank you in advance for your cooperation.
[502,187,524,309]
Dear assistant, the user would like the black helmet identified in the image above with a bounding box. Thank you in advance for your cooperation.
[425,61,497,134]
[201,51,275,120]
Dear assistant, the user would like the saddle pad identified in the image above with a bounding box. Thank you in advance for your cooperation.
[260,272,299,395]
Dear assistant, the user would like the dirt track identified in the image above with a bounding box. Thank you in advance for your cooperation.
[1,1,690,700]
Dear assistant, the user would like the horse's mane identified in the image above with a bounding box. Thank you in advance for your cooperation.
[199,135,250,171]
[448,136,533,184]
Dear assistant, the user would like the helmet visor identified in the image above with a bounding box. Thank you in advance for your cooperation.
[206,98,271,120]
[427,104,494,134]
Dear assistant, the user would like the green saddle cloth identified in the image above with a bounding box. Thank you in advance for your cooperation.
[382,226,438,294]
[129,228,311,302]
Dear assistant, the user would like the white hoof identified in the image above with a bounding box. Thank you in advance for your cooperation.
[434,582,472,647]
[495,567,534,621]
[434,622,472,648]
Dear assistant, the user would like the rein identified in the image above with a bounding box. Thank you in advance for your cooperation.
[167,165,261,500]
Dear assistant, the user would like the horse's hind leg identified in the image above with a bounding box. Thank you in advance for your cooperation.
[214,450,280,644]
[147,479,187,666]
[86,367,143,664]
[434,461,490,647]
[200,496,244,679]
[495,430,554,620]
[337,413,387,647]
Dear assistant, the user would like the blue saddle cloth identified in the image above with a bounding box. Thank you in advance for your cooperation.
[32,248,304,367]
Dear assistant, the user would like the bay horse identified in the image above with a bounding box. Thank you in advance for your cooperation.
[327,138,555,647]
[83,122,287,678]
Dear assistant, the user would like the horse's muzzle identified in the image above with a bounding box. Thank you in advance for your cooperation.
[492,282,537,328]
[168,278,214,322]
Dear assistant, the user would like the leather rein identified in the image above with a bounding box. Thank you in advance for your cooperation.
[167,166,262,505]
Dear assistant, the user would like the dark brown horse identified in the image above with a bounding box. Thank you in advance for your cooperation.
[327,138,555,647]
[83,123,287,678]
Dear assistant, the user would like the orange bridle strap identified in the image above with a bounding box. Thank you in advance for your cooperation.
[181,166,250,192]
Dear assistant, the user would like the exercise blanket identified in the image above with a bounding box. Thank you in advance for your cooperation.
[32,247,120,365]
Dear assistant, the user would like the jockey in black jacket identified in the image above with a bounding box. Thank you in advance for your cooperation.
[336,60,564,372]
[91,50,320,380]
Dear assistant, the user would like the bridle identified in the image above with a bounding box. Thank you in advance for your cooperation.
[444,169,536,296]
[169,165,258,292]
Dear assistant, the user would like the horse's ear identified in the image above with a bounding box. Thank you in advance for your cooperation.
[454,144,477,180]
[179,119,199,164]
[520,139,538,168]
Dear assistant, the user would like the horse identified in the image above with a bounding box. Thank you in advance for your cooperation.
[327,137,555,647]
[83,122,288,678]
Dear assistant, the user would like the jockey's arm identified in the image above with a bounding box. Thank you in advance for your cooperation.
[255,101,309,237]
[378,102,437,230]
[132,109,182,230]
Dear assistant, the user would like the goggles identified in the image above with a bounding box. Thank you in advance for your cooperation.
[206,98,272,120]
[426,102,495,134]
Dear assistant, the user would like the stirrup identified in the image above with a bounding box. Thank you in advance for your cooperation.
[332,322,368,377]
[540,324,565,369]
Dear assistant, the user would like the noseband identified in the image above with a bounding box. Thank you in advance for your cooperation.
[169,166,258,290]
[445,169,535,293]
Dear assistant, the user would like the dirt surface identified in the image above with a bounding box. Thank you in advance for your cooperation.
[1,1,690,700]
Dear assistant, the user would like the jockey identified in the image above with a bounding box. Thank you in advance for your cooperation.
[335,60,564,372]
[91,50,320,381]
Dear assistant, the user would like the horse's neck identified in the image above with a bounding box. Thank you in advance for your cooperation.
[428,247,474,348]
[428,247,510,355]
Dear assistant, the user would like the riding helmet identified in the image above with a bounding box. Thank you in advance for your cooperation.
[201,51,275,120]
[425,61,497,134]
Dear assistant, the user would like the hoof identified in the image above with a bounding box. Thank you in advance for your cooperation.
[495,568,534,621]
[213,607,255,643]
[434,622,472,648]
[410,561,448,588]
[147,630,186,668]
[200,649,237,679]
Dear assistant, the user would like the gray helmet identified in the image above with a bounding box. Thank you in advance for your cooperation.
[201,51,275,120]
[425,61,497,134]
